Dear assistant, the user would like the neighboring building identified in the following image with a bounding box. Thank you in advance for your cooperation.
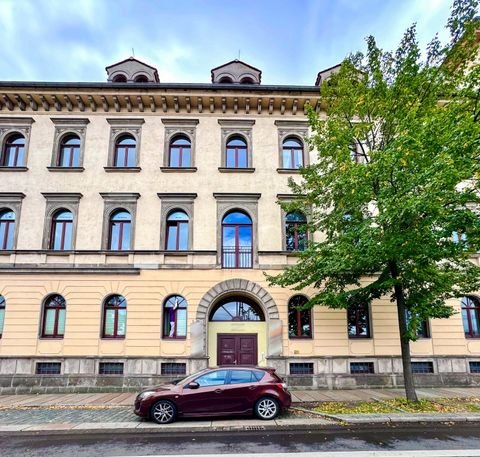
[0,57,479,393]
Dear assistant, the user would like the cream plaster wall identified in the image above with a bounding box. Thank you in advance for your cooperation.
[0,113,310,253]
[0,269,478,360]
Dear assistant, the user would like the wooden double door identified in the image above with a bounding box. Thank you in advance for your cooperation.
[217,334,257,366]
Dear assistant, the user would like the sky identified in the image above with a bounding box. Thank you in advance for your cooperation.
[0,0,456,86]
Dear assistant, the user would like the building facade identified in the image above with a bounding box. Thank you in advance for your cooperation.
[0,57,479,393]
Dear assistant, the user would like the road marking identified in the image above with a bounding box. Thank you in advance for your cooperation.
[123,451,480,457]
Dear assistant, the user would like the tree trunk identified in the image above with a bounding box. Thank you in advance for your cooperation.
[388,261,418,402]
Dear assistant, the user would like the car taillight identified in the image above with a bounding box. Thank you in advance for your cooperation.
[276,382,288,391]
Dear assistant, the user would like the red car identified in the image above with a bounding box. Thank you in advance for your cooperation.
[134,366,291,424]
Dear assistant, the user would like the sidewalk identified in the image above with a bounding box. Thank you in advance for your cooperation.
[1,387,480,434]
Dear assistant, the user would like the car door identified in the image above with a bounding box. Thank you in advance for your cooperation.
[178,369,228,415]
[221,369,257,413]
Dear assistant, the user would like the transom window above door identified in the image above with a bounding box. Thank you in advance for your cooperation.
[209,298,265,321]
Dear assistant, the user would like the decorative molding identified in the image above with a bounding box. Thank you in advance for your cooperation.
[160,167,197,173]
[50,118,89,167]
[213,193,261,201]
[100,193,140,250]
[106,118,144,167]
[0,192,25,250]
[218,119,255,168]
[41,193,83,250]
[0,117,35,167]
[157,193,197,250]
[218,167,255,173]
[197,278,279,321]
[161,118,199,167]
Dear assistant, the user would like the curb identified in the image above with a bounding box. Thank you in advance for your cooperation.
[2,415,480,436]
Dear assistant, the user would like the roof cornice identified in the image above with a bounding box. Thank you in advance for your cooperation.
[0,83,321,116]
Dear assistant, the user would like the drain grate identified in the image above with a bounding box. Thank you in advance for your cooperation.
[244,425,266,431]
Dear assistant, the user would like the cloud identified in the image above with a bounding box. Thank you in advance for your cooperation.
[0,0,457,85]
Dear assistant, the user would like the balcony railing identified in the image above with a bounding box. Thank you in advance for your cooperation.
[222,246,252,268]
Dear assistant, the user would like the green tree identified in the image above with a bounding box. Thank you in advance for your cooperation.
[267,0,480,401]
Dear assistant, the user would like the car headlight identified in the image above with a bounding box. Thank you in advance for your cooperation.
[137,391,155,401]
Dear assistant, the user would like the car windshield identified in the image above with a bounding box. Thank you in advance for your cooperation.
[173,368,210,386]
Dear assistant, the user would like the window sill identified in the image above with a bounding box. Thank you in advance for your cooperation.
[45,250,73,255]
[101,336,126,340]
[289,336,313,340]
[348,336,372,339]
[160,167,198,173]
[40,336,64,339]
[47,166,85,172]
[0,166,28,172]
[162,337,187,340]
[218,167,255,173]
[104,166,141,173]
[277,168,302,174]
[465,335,480,339]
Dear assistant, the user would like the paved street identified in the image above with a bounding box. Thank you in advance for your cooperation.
[2,424,480,457]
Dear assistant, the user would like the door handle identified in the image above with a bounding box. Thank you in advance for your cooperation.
[215,389,223,394]
[248,385,256,390]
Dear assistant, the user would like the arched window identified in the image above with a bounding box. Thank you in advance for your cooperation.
[169,135,191,167]
[134,75,148,83]
[41,294,66,338]
[462,296,480,338]
[286,211,307,251]
[0,295,5,337]
[219,76,233,84]
[1,134,25,167]
[163,295,187,338]
[240,77,254,84]
[209,297,265,321]
[112,74,127,83]
[226,136,248,168]
[102,294,127,338]
[58,134,81,167]
[166,210,189,251]
[0,209,15,250]
[347,303,371,338]
[222,210,252,268]
[114,135,136,167]
[282,137,304,169]
[50,209,73,250]
[288,295,312,338]
[108,210,131,251]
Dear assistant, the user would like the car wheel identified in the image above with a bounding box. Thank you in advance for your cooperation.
[255,397,279,420]
[150,399,177,424]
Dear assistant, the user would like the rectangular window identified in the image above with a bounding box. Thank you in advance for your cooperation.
[347,304,371,338]
[36,362,61,375]
[99,362,124,375]
[411,361,434,374]
[161,363,187,376]
[289,362,314,375]
[350,362,375,374]
[469,361,480,374]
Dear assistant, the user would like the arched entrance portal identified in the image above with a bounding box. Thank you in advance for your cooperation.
[210,297,265,366]
[193,279,282,367]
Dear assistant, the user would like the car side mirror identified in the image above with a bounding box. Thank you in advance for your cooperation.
[187,382,200,389]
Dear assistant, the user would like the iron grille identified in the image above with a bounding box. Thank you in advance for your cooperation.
[350,362,375,374]
[411,361,434,374]
[99,362,124,375]
[36,362,61,375]
[289,362,314,375]
[470,361,480,374]
[161,362,187,376]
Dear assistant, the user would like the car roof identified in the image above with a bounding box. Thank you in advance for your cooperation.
[212,366,276,373]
